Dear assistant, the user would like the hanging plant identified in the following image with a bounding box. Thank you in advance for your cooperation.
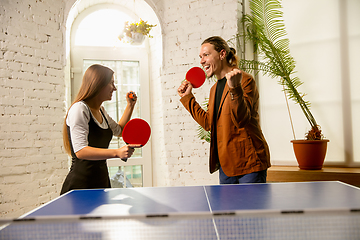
[118,19,156,44]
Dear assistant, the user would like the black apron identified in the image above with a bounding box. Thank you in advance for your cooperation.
[60,107,113,195]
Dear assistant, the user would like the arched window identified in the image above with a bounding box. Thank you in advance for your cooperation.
[70,4,152,187]
[74,9,132,47]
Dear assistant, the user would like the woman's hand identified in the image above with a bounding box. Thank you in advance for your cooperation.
[177,80,193,97]
[116,144,142,159]
[75,145,140,161]
[127,91,137,106]
[225,68,242,88]
[118,92,137,130]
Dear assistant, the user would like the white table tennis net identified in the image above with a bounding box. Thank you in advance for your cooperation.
[1,211,359,240]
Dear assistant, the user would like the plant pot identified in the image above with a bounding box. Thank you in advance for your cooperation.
[291,139,329,170]
[126,32,145,45]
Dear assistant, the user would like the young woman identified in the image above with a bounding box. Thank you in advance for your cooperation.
[178,36,271,184]
[60,64,140,194]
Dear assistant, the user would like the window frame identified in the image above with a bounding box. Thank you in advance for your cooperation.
[69,4,153,187]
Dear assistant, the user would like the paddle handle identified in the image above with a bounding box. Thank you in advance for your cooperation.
[120,145,136,162]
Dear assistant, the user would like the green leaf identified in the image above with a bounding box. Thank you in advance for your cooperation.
[237,0,318,130]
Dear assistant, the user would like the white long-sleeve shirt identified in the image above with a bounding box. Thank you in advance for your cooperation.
[66,101,122,153]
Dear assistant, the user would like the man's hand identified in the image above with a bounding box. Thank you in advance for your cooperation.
[177,80,193,97]
[225,68,242,88]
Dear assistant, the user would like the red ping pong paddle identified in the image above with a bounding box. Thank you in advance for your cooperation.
[185,67,206,88]
[121,118,151,162]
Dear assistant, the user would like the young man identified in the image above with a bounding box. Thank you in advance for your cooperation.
[177,36,271,184]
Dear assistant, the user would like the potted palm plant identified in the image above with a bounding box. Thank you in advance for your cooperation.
[236,0,329,169]
[118,19,156,45]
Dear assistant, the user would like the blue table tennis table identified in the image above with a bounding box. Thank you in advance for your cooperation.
[1,181,360,239]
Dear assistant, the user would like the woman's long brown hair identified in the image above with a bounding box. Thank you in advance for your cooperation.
[63,64,114,155]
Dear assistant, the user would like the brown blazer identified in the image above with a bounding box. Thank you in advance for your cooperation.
[180,71,270,176]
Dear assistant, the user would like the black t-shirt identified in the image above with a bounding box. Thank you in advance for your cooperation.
[213,77,227,164]
[214,77,227,121]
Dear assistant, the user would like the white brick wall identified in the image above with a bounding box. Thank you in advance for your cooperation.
[0,0,241,218]
[0,0,68,218]
[151,0,239,187]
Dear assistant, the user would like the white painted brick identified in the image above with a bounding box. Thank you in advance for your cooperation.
[47,51,60,61]
[49,99,65,109]
[4,51,19,61]
[39,58,62,69]
[0,69,11,78]
[12,71,36,81]
[46,67,62,77]
[9,166,28,175]
[18,196,40,211]
[21,63,36,73]
[38,74,57,84]
[33,81,55,91]
[33,13,48,26]
[3,174,32,184]
[16,36,42,49]
[4,106,21,116]
[25,89,47,99]
[5,25,22,37]
[23,98,46,108]
[1,96,23,107]
[9,88,24,98]
[34,48,48,58]
[34,32,49,43]
[35,65,48,76]
[6,139,34,148]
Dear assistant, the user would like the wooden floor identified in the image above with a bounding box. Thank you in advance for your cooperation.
[267,166,360,187]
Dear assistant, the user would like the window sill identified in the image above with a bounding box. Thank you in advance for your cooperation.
[267,166,360,187]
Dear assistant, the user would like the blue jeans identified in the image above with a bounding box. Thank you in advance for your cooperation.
[219,167,267,184]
